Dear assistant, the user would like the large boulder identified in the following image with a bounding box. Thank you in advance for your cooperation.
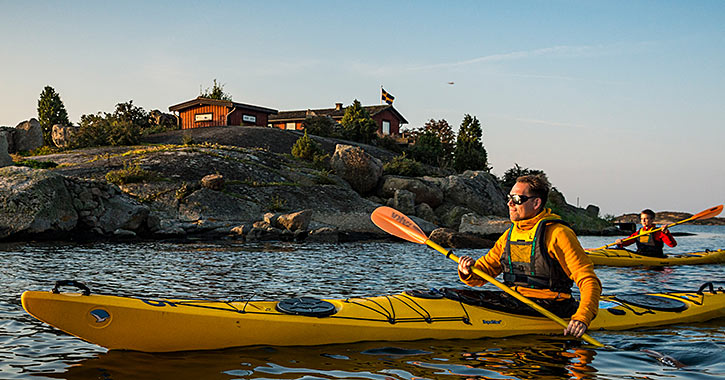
[458,213,511,236]
[429,227,495,249]
[149,109,177,128]
[0,132,13,167]
[276,209,313,231]
[378,175,444,207]
[426,170,507,217]
[178,188,262,222]
[14,118,44,152]
[52,124,77,148]
[330,144,383,194]
[0,166,78,238]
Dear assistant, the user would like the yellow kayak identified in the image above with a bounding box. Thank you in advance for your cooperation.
[22,280,725,352]
[586,248,725,267]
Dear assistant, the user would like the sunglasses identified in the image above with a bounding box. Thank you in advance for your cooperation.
[507,194,537,205]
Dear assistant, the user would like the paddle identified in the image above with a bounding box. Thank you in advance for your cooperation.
[592,205,723,251]
[370,206,605,347]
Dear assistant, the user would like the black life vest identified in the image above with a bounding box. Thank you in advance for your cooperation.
[501,218,574,294]
[634,228,665,257]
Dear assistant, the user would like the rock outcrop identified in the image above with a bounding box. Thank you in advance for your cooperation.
[330,144,383,194]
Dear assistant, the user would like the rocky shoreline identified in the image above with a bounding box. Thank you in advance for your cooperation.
[1,126,620,248]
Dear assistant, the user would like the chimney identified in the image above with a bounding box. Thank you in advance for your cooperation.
[335,103,343,111]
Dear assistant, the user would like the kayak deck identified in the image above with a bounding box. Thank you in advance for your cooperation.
[586,248,725,267]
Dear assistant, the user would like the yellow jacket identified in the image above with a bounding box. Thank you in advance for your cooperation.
[459,209,601,326]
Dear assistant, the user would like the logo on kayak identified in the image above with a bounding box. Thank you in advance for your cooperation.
[88,308,111,328]
[481,319,502,325]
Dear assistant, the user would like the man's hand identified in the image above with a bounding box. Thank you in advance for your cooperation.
[458,255,475,276]
[564,319,588,338]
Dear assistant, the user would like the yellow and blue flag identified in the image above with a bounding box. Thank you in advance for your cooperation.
[381,87,394,105]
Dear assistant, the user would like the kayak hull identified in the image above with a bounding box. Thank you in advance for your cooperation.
[22,287,725,352]
[586,248,725,267]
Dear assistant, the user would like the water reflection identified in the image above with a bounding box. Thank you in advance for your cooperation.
[35,338,602,380]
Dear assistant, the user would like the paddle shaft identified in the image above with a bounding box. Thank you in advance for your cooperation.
[425,239,604,347]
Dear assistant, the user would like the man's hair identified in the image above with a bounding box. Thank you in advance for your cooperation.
[641,209,656,218]
[516,174,550,212]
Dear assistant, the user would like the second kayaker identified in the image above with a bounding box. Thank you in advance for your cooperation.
[457,174,601,338]
[614,209,677,258]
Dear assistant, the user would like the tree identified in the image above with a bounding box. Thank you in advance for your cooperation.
[303,115,337,137]
[72,100,149,148]
[37,86,70,145]
[414,118,456,167]
[499,163,545,193]
[340,100,378,143]
[200,79,232,101]
[408,130,444,166]
[291,130,324,161]
[452,114,489,172]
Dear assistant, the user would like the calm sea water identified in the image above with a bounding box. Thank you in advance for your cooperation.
[1,225,723,379]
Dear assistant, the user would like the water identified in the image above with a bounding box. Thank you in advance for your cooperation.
[1,225,724,379]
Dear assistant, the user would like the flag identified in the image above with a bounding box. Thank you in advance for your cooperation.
[381,87,394,105]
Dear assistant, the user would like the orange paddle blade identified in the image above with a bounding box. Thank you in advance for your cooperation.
[690,204,723,220]
[370,206,428,244]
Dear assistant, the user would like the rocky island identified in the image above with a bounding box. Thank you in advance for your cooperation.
[0,125,615,248]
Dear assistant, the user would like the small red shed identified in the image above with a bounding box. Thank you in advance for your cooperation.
[169,97,278,130]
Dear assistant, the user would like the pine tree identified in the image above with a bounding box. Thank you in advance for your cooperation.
[37,86,70,146]
[340,100,377,143]
[452,114,489,172]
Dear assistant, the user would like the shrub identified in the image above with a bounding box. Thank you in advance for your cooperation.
[303,116,337,137]
[292,131,325,161]
[105,162,158,185]
[407,130,443,166]
[383,155,425,177]
[181,133,194,145]
[375,136,403,153]
[267,195,287,211]
[15,159,57,169]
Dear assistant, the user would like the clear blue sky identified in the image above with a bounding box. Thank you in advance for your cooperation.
[1,1,723,216]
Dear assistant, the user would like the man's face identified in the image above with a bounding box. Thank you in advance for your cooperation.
[508,182,541,222]
[640,213,655,228]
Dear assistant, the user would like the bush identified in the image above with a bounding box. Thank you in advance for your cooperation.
[292,131,325,161]
[105,162,158,185]
[15,159,57,169]
[303,116,337,137]
[73,100,152,148]
[375,136,403,153]
[383,155,425,177]
[407,130,443,166]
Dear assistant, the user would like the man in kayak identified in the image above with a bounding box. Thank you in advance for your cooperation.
[614,209,676,258]
[457,174,601,338]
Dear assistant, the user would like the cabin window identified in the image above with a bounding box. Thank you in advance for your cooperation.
[195,113,213,122]
[286,122,296,130]
[382,120,391,135]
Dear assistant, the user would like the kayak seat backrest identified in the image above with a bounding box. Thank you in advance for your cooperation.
[612,294,688,312]
[276,297,337,317]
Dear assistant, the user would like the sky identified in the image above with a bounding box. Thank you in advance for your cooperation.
[1,0,723,217]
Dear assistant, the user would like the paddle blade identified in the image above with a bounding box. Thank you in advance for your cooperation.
[371,206,428,244]
[691,205,723,220]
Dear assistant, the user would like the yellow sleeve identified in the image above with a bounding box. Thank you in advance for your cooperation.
[546,225,602,326]
[458,231,506,286]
